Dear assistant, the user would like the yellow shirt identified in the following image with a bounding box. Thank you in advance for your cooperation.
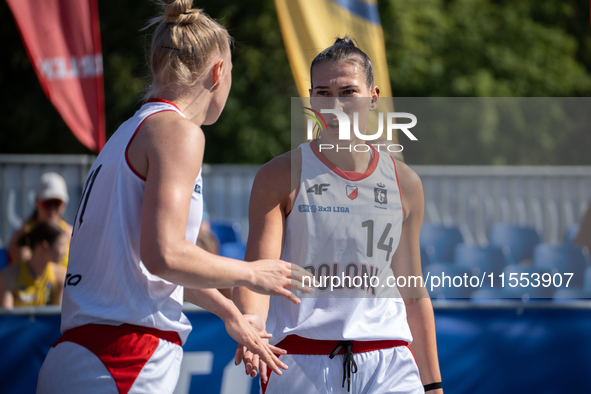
[13,262,58,307]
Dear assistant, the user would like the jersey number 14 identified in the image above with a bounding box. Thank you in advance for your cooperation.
[361,220,394,262]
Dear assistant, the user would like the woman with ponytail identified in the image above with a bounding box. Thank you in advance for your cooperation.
[235,37,443,393]
[37,2,311,392]
[0,221,67,308]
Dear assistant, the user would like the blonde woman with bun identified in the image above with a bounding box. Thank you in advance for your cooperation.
[37,1,311,393]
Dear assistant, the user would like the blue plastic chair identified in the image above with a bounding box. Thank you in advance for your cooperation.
[454,243,507,279]
[0,248,8,270]
[489,223,543,264]
[419,224,464,264]
[533,244,590,288]
[220,242,246,260]
[567,224,580,244]
[210,220,242,245]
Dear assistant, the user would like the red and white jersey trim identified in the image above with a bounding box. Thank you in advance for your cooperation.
[267,142,412,345]
[61,100,203,344]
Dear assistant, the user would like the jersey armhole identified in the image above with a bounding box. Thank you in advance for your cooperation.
[390,156,404,218]
[285,183,300,218]
[125,110,177,182]
[285,148,303,218]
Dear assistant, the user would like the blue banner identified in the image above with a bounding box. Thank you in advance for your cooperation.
[2,305,591,393]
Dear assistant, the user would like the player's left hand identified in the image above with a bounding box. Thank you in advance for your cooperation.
[234,314,283,382]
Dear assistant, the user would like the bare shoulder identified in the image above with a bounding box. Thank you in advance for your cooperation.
[128,111,205,179]
[393,159,424,217]
[143,112,205,158]
[394,159,422,194]
[251,148,301,212]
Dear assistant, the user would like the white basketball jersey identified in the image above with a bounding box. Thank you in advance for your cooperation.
[61,99,202,344]
[267,142,413,345]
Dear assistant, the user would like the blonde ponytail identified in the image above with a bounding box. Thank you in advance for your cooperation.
[145,0,232,99]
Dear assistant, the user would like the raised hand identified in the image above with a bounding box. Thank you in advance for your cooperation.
[245,260,314,304]
[234,314,284,383]
[224,311,287,376]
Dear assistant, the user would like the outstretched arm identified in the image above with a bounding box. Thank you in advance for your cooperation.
[128,112,309,301]
[234,152,297,382]
[390,160,443,393]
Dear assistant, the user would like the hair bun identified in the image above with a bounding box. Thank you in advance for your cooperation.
[162,0,199,24]
[334,36,357,48]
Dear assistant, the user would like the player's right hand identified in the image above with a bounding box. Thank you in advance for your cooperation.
[234,314,280,382]
[245,260,314,304]
[224,311,287,376]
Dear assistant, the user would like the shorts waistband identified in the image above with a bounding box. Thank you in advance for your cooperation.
[276,335,408,355]
[53,323,182,348]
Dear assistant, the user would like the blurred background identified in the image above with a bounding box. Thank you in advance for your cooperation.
[1,0,591,165]
[2,1,591,393]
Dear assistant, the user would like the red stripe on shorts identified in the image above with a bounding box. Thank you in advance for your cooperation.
[276,334,408,355]
[53,324,181,394]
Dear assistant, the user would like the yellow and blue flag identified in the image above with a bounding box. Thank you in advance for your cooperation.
[274,0,396,142]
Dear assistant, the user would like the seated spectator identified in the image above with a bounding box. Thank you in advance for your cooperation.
[7,172,72,267]
[0,221,68,308]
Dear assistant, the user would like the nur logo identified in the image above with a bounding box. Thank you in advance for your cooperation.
[303,107,417,139]
[302,107,418,153]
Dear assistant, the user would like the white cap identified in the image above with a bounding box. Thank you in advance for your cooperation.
[35,172,69,203]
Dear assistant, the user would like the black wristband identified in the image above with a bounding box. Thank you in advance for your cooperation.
[424,382,443,392]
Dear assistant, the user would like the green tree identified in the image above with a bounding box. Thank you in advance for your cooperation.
[1,0,590,165]
[378,0,591,164]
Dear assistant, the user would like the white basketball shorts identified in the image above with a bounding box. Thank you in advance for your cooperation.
[261,335,424,394]
[37,324,183,394]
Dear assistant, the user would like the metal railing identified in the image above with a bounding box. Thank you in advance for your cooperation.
[0,155,94,245]
[1,155,590,246]
[417,166,591,244]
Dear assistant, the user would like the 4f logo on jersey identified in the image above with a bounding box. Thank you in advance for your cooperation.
[346,185,358,200]
[307,183,330,195]
[194,184,201,194]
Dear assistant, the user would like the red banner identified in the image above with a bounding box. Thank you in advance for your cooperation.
[6,0,105,152]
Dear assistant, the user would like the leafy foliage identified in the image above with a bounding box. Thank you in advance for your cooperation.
[1,0,590,165]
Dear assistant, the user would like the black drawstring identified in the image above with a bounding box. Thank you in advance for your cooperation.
[329,341,358,392]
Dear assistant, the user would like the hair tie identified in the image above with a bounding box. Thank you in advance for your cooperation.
[161,45,180,51]
[183,10,192,14]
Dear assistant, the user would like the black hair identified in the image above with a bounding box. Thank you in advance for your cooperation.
[310,36,374,89]
[17,221,64,249]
